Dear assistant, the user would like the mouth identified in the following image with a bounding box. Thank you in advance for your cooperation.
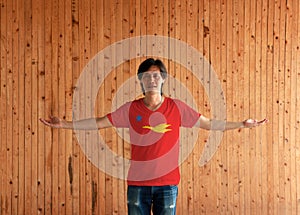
[144,86,160,93]
[146,85,158,89]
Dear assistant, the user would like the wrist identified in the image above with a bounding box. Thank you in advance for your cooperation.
[62,121,73,129]
[241,121,246,128]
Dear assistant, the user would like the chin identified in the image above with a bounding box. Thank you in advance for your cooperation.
[145,90,160,94]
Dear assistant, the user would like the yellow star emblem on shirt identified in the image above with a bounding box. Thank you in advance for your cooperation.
[142,123,172,133]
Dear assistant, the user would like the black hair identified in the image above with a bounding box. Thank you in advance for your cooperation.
[137,58,167,95]
[137,58,167,80]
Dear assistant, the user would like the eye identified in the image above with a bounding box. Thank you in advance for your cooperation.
[142,71,161,80]
[143,74,151,79]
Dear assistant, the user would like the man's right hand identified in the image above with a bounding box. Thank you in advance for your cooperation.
[40,116,68,129]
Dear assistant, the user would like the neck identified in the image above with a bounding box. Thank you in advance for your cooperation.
[143,93,164,109]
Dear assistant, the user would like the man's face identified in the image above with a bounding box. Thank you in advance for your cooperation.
[140,65,165,94]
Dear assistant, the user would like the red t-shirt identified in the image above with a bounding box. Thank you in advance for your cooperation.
[107,97,200,186]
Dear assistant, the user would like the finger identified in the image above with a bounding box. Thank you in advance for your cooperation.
[39,118,47,124]
[40,118,51,126]
[258,119,268,124]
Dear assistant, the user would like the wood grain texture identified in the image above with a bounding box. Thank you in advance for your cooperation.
[0,0,299,214]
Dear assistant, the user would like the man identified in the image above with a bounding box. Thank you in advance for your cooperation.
[40,58,267,215]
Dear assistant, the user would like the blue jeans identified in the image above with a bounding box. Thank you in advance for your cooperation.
[127,185,178,215]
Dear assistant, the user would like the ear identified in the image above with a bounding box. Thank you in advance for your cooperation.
[140,82,145,95]
[161,72,167,82]
[161,74,166,83]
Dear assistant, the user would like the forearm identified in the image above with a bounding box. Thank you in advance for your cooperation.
[224,121,244,130]
[40,116,112,130]
[69,117,112,130]
[65,118,98,130]
[203,119,244,131]
[196,116,267,131]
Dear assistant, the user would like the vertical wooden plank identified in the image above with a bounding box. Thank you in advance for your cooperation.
[198,0,212,214]
[119,0,130,213]
[91,2,98,215]
[254,0,263,213]
[0,0,3,209]
[167,0,175,98]
[208,0,219,214]
[64,0,74,214]
[272,0,281,213]
[0,8,3,215]
[127,0,139,213]
[187,0,198,214]
[11,0,21,213]
[77,0,86,214]
[145,0,155,54]
[23,0,33,214]
[225,0,238,212]
[36,0,46,213]
[179,0,190,213]
[50,0,60,213]
[100,1,112,215]
[225,0,235,212]
[3,0,14,214]
[86,0,95,213]
[114,10,121,215]
[111,0,120,214]
[6,0,14,213]
[31,0,39,213]
[104,0,113,214]
[44,0,53,213]
[17,0,26,214]
[296,0,300,213]
[0,1,9,214]
[230,0,240,213]
[214,0,223,213]
[249,0,258,213]
[289,0,299,213]
[218,0,229,213]
[266,0,275,213]
[167,0,176,208]
[0,0,8,214]
[70,0,80,213]
[283,0,293,213]
[57,0,67,214]
[110,0,117,213]
[173,1,182,213]
[95,1,105,215]
[89,0,100,214]
[236,0,246,213]
[188,0,201,213]
[260,0,270,213]
[170,0,179,210]
[242,0,251,213]
[277,0,287,213]
[139,0,146,58]
[83,0,93,214]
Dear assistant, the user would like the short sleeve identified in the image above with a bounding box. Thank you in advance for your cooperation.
[173,99,201,127]
[106,102,131,128]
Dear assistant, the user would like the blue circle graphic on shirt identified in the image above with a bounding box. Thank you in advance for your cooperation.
[136,115,142,122]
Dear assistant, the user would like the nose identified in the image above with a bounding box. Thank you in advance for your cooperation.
[149,74,155,82]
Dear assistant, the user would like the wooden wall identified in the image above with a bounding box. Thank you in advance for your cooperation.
[1,0,300,214]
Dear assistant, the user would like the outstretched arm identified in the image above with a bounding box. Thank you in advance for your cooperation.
[40,116,112,130]
[195,115,268,131]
